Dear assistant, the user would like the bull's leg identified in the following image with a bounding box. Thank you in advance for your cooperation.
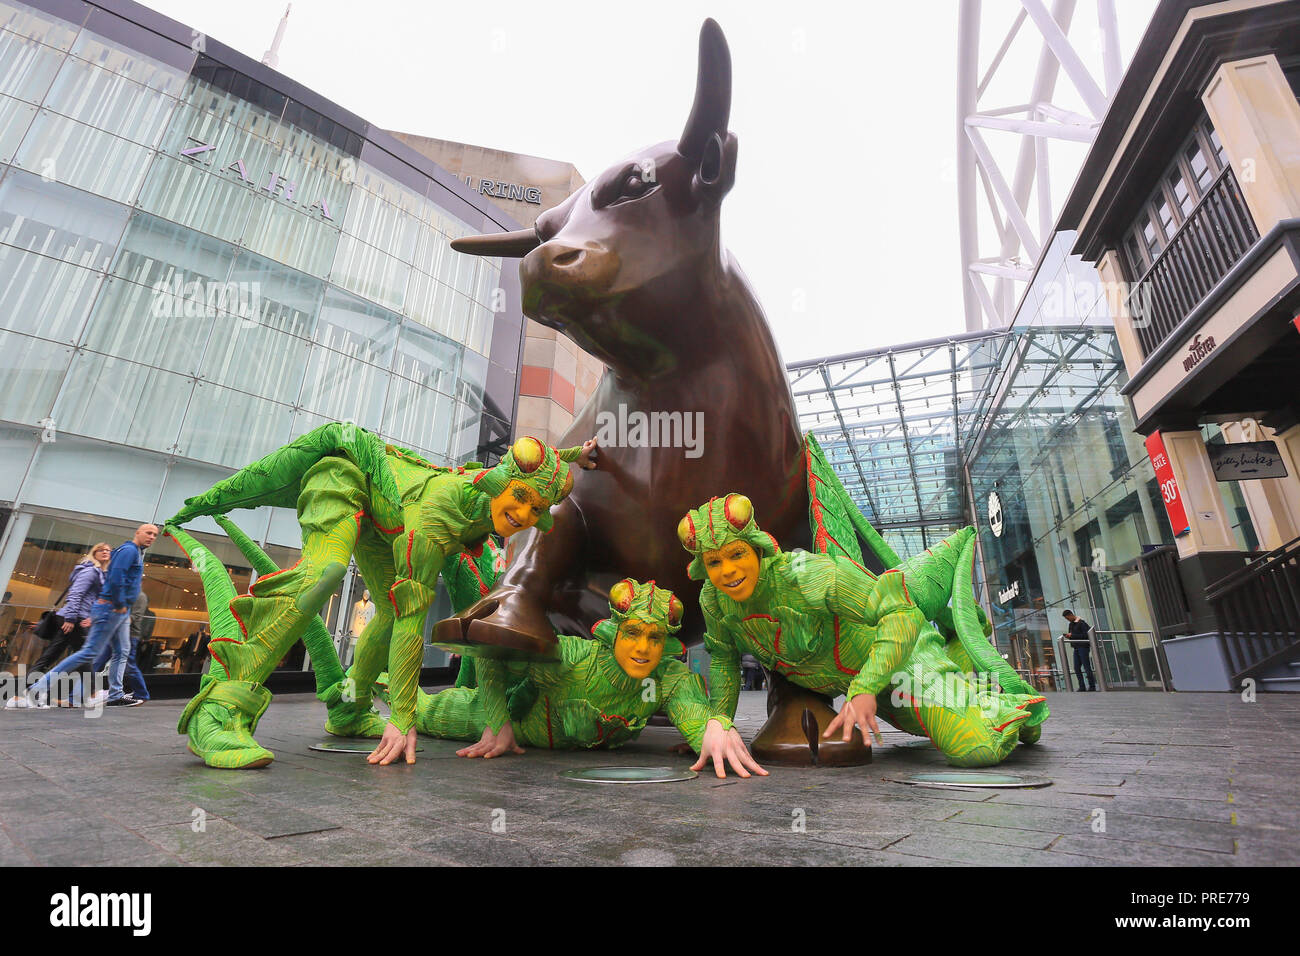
[179,457,367,769]
[748,671,872,767]
[433,497,586,659]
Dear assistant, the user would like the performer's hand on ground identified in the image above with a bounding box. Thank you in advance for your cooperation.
[691,721,768,779]
[367,722,418,765]
[456,721,525,759]
[825,693,881,744]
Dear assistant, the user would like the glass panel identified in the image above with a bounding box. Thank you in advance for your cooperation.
[0,328,70,422]
[314,288,399,367]
[1138,210,1162,257]
[227,249,323,336]
[449,399,480,464]
[22,442,168,533]
[175,381,292,467]
[1207,125,1228,171]
[69,25,190,94]
[0,168,128,270]
[135,151,256,246]
[1184,139,1212,193]
[110,211,238,289]
[53,350,192,452]
[12,110,154,204]
[342,181,419,264]
[0,244,103,341]
[298,346,388,428]
[0,425,35,498]
[0,26,67,102]
[0,92,38,161]
[240,184,341,278]
[459,346,486,413]
[198,313,311,404]
[330,232,409,311]
[0,3,82,51]
[1154,192,1176,240]
[81,275,216,376]
[1166,167,1193,216]
[382,375,454,464]
[392,320,461,396]
[42,54,178,147]
[180,74,287,146]
[465,302,492,356]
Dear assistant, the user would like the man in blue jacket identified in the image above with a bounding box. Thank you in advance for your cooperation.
[25,524,158,708]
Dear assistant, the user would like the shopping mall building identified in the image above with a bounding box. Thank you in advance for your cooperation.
[0,0,549,684]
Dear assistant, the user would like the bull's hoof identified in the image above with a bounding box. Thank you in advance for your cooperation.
[750,688,872,767]
[431,595,560,663]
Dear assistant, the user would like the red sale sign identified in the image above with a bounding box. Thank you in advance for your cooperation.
[1145,431,1190,537]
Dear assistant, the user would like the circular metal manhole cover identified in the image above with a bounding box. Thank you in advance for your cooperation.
[309,740,424,754]
[886,771,1052,789]
[559,766,698,785]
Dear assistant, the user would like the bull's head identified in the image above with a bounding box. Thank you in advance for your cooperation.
[451,19,738,375]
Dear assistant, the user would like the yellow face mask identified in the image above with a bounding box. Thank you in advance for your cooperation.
[613,617,666,680]
[703,540,760,602]
[490,479,546,538]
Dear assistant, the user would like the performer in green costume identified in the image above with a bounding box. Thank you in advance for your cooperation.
[679,494,1048,768]
[399,579,766,777]
[166,422,591,769]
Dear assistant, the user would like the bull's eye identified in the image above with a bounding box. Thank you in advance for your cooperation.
[592,164,660,209]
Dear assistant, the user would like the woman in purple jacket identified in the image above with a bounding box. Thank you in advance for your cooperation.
[26,544,109,681]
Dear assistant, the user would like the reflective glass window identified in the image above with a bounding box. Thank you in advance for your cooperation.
[175,381,293,467]
[314,289,399,367]
[181,74,287,146]
[53,350,193,452]
[330,232,409,311]
[392,320,461,396]
[0,3,82,51]
[13,111,153,204]
[68,27,190,94]
[0,425,35,499]
[343,183,419,264]
[110,212,238,290]
[449,399,480,464]
[1184,139,1212,194]
[0,328,70,422]
[241,191,340,278]
[1207,125,1227,171]
[136,152,256,246]
[0,169,127,270]
[42,54,178,147]
[198,313,311,405]
[227,250,324,336]
[1138,211,1162,258]
[81,275,216,376]
[0,91,37,161]
[0,26,67,102]
[1166,168,1193,217]
[0,244,104,341]
[1154,193,1176,240]
[298,346,388,428]
[383,376,454,464]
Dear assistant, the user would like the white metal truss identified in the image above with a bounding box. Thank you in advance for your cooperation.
[958,0,1124,331]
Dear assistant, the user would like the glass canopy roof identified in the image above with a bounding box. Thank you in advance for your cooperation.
[786,330,1007,561]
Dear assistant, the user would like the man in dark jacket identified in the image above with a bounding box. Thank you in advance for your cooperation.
[1063,610,1097,691]
[25,525,157,708]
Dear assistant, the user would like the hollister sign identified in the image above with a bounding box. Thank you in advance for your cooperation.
[1208,441,1289,481]
[1182,333,1217,373]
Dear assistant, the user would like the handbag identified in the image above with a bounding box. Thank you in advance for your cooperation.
[30,577,74,641]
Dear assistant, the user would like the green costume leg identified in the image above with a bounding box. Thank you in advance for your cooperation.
[412,685,489,741]
[879,630,1043,768]
[335,528,398,722]
[179,457,367,769]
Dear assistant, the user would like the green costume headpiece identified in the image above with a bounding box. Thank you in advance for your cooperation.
[591,578,686,657]
[677,494,780,581]
[471,437,586,533]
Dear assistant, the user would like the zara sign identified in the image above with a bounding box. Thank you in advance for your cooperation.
[178,137,337,221]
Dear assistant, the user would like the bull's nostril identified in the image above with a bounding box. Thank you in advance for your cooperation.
[552,248,584,267]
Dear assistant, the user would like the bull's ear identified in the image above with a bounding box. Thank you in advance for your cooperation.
[692,131,737,205]
[677,19,731,163]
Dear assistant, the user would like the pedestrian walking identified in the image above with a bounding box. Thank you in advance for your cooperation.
[1063,609,1097,691]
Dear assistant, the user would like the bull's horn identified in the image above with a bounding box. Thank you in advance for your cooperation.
[677,18,731,161]
[449,228,540,257]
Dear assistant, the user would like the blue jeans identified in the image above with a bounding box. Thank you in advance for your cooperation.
[93,635,149,701]
[28,602,130,701]
[1073,644,1096,691]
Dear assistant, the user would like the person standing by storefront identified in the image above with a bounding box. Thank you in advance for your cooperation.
[1063,610,1097,691]
[23,524,158,708]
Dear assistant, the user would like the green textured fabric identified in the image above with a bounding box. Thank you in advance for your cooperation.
[691,502,1047,767]
[414,634,730,751]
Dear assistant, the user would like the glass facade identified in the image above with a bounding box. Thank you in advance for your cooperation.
[0,0,525,679]
[963,233,1174,691]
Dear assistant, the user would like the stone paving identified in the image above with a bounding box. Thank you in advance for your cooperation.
[1,688,1297,866]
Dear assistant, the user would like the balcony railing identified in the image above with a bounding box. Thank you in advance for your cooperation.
[1126,165,1260,358]
[1206,533,1300,682]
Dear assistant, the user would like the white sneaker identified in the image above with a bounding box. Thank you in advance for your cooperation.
[84,690,109,707]
[4,696,29,709]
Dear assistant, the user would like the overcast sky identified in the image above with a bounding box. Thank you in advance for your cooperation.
[142,0,1159,364]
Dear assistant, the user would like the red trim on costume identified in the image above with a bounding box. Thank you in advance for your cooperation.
[387,581,405,616]
[883,569,911,603]
[463,554,490,597]
[832,616,856,674]
[250,555,304,594]
[899,691,929,737]
[370,516,404,534]
[471,469,488,484]
[992,711,1031,732]
[207,641,231,678]
[405,529,415,570]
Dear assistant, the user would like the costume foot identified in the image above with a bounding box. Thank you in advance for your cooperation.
[1019,723,1042,744]
[431,588,560,663]
[178,679,274,769]
[319,677,386,737]
[750,677,871,767]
